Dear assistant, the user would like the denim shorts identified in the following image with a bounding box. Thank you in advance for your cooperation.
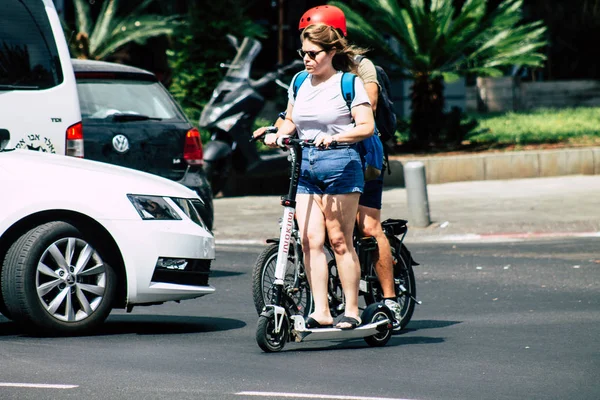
[298,146,364,195]
[359,179,383,209]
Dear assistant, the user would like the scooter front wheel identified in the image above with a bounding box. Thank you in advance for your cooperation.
[256,312,288,352]
[362,303,394,348]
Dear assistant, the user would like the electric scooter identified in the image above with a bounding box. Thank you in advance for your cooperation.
[252,129,394,353]
[199,35,304,196]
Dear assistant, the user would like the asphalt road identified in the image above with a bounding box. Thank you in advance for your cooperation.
[0,238,599,400]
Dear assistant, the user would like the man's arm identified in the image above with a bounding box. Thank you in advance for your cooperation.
[357,58,380,113]
[364,82,379,113]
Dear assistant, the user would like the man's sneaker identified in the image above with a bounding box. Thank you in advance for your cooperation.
[384,299,402,331]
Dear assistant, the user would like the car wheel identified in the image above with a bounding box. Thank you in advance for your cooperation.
[1,221,116,335]
[0,291,11,320]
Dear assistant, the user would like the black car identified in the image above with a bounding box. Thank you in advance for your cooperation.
[72,59,213,230]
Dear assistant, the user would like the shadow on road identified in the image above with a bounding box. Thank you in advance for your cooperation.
[401,319,462,331]
[0,314,246,337]
[274,319,461,352]
[282,335,446,353]
[210,269,245,278]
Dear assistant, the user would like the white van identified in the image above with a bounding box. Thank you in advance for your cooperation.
[0,0,82,156]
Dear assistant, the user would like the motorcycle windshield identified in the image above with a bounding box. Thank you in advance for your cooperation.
[225,38,262,81]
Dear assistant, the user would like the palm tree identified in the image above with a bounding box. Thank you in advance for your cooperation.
[330,0,547,150]
[68,0,182,60]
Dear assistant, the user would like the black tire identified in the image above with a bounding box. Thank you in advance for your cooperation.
[392,239,417,330]
[324,244,344,317]
[360,236,416,330]
[0,290,11,320]
[1,222,117,336]
[256,311,288,353]
[362,303,393,347]
[252,244,312,317]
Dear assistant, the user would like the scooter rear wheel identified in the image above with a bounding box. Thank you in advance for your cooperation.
[256,311,288,353]
[362,303,394,347]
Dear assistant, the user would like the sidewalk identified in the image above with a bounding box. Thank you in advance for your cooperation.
[211,175,600,244]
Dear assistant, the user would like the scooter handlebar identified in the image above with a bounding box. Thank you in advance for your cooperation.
[249,126,278,143]
[277,137,346,150]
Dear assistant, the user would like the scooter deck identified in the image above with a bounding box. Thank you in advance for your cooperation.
[291,316,392,342]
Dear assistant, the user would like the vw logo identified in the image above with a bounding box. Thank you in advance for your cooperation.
[112,134,129,153]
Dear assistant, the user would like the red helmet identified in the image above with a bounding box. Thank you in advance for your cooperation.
[298,5,347,37]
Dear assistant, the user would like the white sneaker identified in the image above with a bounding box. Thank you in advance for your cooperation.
[384,299,402,331]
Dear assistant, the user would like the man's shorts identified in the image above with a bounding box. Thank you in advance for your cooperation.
[298,146,364,195]
[359,179,383,210]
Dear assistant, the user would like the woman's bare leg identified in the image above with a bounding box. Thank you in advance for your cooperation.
[323,193,361,327]
[295,193,332,325]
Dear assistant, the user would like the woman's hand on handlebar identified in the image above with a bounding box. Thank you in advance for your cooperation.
[263,133,279,148]
[313,135,338,149]
[252,126,268,140]
[251,126,279,148]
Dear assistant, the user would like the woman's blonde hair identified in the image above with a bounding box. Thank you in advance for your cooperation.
[300,24,366,73]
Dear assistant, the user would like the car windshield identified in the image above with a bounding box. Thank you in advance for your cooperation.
[76,79,184,120]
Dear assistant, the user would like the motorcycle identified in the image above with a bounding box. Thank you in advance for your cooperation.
[199,35,304,196]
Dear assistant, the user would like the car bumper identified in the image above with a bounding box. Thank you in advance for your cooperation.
[100,217,216,305]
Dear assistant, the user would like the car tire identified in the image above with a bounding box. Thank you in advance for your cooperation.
[0,291,11,320]
[1,221,116,336]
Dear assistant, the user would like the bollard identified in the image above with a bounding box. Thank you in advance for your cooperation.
[404,161,431,227]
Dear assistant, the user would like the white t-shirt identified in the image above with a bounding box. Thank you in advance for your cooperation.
[288,71,371,141]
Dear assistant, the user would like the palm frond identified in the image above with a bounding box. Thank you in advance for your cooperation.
[89,0,118,55]
[96,16,181,59]
[73,0,91,34]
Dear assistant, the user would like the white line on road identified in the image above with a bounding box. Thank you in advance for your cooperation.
[0,382,78,389]
[236,391,415,400]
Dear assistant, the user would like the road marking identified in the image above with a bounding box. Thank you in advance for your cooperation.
[236,391,415,400]
[218,231,600,245]
[0,383,78,389]
[416,231,600,243]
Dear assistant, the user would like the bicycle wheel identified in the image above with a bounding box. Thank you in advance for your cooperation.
[360,235,417,329]
[251,243,312,317]
[390,237,417,329]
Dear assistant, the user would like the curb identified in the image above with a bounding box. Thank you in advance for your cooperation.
[384,146,600,187]
[215,230,600,246]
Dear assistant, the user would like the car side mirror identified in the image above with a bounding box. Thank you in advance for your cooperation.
[0,129,9,151]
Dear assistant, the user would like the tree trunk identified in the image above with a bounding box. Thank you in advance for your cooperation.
[409,74,445,151]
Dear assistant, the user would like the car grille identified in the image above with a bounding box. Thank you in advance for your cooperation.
[151,258,211,287]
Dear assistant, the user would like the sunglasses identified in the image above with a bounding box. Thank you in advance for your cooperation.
[297,49,325,60]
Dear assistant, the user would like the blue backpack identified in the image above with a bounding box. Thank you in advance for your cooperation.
[292,71,384,181]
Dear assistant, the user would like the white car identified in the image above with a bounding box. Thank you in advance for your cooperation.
[0,134,215,335]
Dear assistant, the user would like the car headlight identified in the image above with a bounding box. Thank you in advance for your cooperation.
[127,195,181,220]
[172,197,209,231]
